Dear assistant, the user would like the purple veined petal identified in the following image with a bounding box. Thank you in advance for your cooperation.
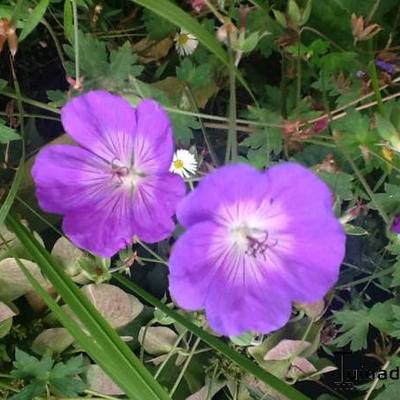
[62,190,136,257]
[132,100,174,174]
[132,173,186,243]
[205,262,293,336]
[170,162,345,336]
[169,221,292,336]
[392,216,400,233]
[177,164,271,228]
[61,90,137,163]
[259,162,345,301]
[32,144,112,214]
[263,162,334,214]
[264,219,345,303]
[169,222,223,310]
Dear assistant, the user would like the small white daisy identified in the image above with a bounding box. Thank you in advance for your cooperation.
[174,29,198,56]
[170,149,197,178]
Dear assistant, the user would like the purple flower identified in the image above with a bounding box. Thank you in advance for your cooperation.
[376,59,395,75]
[168,163,345,336]
[32,91,186,257]
[392,216,400,234]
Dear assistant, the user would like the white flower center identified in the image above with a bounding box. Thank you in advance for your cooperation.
[110,158,145,192]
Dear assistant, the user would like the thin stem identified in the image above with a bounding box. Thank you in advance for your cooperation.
[225,33,237,164]
[0,90,60,114]
[154,330,188,379]
[364,347,400,400]
[203,0,225,23]
[295,32,302,117]
[41,18,67,73]
[366,0,381,24]
[0,111,59,121]
[185,85,219,166]
[16,195,64,236]
[71,0,80,84]
[368,59,386,116]
[169,337,201,397]
[135,238,168,265]
[339,145,390,225]
[336,266,395,289]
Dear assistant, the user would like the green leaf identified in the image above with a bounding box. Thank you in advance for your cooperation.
[344,224,369,236]
[132,0,227,63]
[0,121,20,143]
[64,30,109,82]
[391,262,400,287]
[114,274,310,400]
[142,8,176,40]
[374,382,400,400]
[19,0,50,41]
[288,0,301,25]
[130,0,255,100]
[375,113,400,151]
[272,9,287,28]
[11,348,54,380]
[109,41,143,83]
[318,171,354,201]
[63,0,73,43]
[9,381,46,400]
[332,308,371,351]
[176,59,212,88]
[333,302,395,351]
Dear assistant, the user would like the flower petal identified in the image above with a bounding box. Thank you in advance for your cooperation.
[205,262,292,336]
[62,191,135,257]
[32,144,111,214]
[169,221,292,336]
[132,173,186,243]
[169,222,220,310]
[263,162,345,301]
[61,91,137,163]
[177,164,269,227]
[132,99,174,174]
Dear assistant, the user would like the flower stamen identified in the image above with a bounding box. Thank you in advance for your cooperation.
[245,231,278,260]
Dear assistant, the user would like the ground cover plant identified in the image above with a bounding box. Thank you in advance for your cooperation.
[1,0,400,399]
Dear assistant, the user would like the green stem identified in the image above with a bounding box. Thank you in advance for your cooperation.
[336,266,395,289]
[169,337,201,397]
[71,0,80,83]
[0,90,60,114]
[295,31,302,117]
[225,35,237,164]
[154,330,188,379]
[338,144,390,225]
[135,239,168,265]
[368,59,385,116]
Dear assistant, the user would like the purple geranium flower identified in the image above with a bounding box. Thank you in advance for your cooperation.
[392,216,400,233]
[376,59,396,75]
[32,91,186,257]
[168,163,345,336]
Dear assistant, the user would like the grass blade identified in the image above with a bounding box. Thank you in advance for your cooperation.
[6,215,170,400]
[114,274,310,400]
[130,0,256,102]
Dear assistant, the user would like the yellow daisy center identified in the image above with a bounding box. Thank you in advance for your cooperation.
[177,34,189,46]
[173,159,184,169]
